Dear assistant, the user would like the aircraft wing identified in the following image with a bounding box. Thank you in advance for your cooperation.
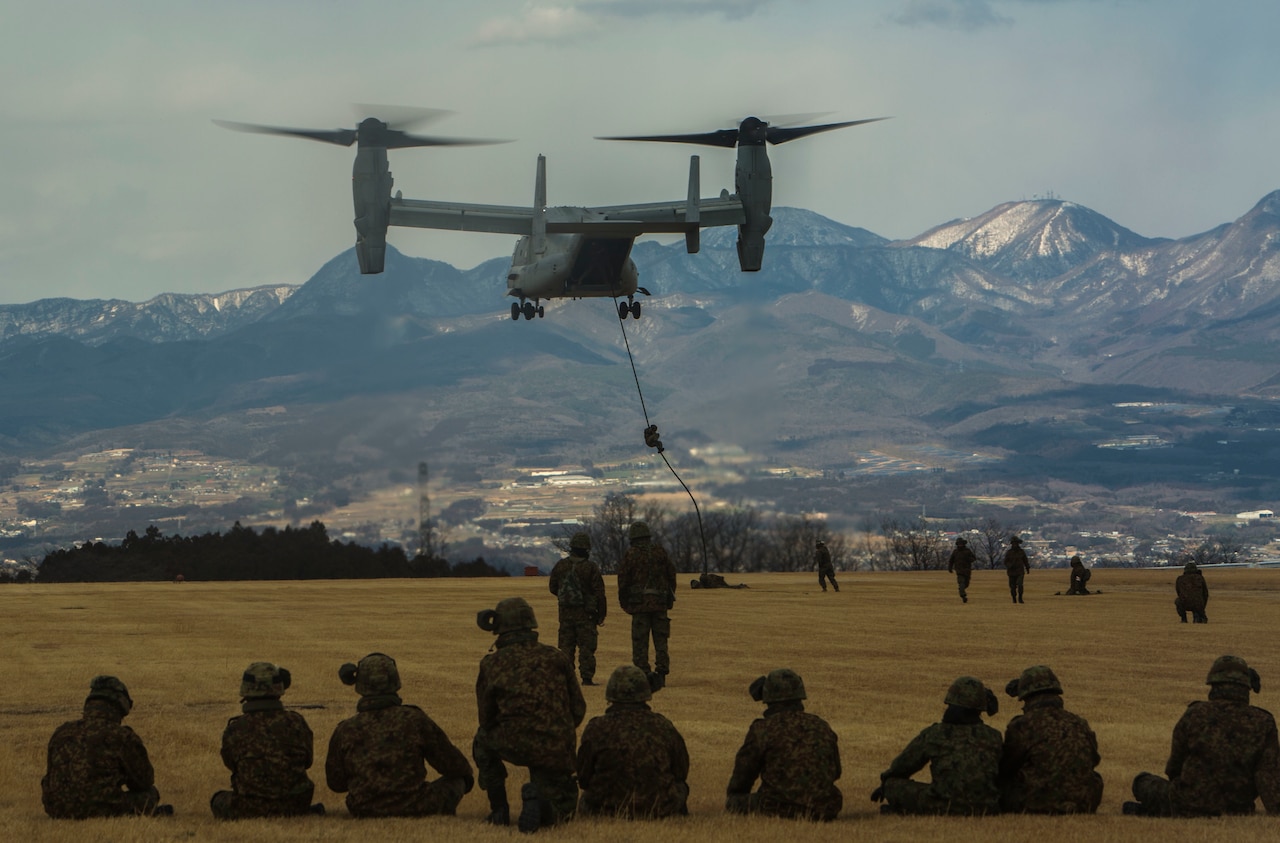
[389,197,535,235]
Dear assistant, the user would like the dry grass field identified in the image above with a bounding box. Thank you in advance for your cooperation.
[4,568,1279,842]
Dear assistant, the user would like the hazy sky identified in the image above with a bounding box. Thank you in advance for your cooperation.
[2,0,1277,304]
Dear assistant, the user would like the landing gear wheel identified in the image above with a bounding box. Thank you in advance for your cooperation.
[630,301,641,319]
[618,302,629,320]
[511,302,520,321]
[522,302,536,320]
[537,305,545,318]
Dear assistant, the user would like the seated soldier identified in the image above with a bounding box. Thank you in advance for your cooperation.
[726,668,842,821]
[999,665,1103,813]
[577,665,689,819]
[874,676,1002,816]
[326,653,474,818]
[1125,655,1280,816]
[42,675,172,819]
[211,661,322,818]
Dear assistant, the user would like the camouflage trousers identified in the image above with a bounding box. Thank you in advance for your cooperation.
[472,727,578,824]
[580,780,690,819]
[882,778,994,816]
[557,616,599,683]
[1001,771,1103,814]
[1007,571,1025,603]
[210,788,314,819]
[630,611,671,677]
[818,569,839,592]
[1174,598,1208,623]
[44,785,161,819]
[1129,772,1174,816]
[726,788,841,822]
[954,572,971,602]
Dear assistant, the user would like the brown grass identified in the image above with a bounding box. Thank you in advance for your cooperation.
[4,568,1280,841]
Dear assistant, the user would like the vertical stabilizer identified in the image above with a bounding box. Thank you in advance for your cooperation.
[533,154,547,254]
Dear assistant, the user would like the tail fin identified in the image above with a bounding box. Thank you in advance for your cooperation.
[533,154,547,254]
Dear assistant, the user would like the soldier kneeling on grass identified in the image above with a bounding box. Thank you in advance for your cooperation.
[42,675,173,819]
[726,668,843,821]
[211,661,323,819]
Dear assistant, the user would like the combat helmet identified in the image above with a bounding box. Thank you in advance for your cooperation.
[338,652,401,696]
[1184,561,1198,574]
[629,521,651,541]
[240,661,291,700]
[477,596,539,635]
[945,675,998,715]
[955,538,968,547]
[87,675,133,716]
[1006,665,1062,700]
[1009,535,1022,545]
[570,532,591,552]
[606,665,653,704]
[1205,654,1261,692]
[761,668,807,703]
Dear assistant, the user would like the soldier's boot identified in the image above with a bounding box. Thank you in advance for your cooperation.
[309,803,326,815]
[1010,589,1017,604]
[833,582,839,592]
[517,783,543,833]
[154,804,174,816]
[1122,801,1143,815]
[484,785,510,826]
[648,671,665,692]
[1179,613,1188,623]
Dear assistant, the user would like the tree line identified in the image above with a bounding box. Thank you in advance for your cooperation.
[30,522,508,583]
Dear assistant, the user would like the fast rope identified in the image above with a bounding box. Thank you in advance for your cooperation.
[613,297,710,577]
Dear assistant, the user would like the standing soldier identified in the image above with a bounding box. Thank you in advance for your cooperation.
[212,662,321,818]
[873,676,1002,816]
[617,521,676,690]
[325,652,474,818]
[1125,655,1280,816]
[726,668,842,821]
[1003,536,1030,604]
[947,538,976,603]
[1175,561,1209,623]
[549,531,607,686]
[42,675,172,819]
[577,665,690,819]
[999,665,1103,814]
[1066,556,1093,595]
[814,540,839,593]
[474,597,586,833]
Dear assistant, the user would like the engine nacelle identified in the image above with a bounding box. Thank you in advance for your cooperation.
[352,146,393,274]
[734,142,772,271]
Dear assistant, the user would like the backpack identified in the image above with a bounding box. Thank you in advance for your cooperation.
[557,559,587,609]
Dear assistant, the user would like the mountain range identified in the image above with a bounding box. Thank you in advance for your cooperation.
[4,190,1280,509]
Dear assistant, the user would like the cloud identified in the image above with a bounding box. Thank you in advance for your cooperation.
[471,0,772,46]
[889,0,1013,30]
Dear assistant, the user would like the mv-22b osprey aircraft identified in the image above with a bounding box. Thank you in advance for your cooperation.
[216,110,885,321]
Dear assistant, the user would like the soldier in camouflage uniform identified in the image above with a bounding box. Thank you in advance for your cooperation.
[1003,536,1030,604]
[726,668,842,821]
[325,652,474,818]
[42,675,172,819]
[814,540,839,592]
[577,665,690,819]
[1175,561,1209,623]
[617,521,676,688]
[474,597,587,833]
[947,538,976,603]
[873,676,1002,816]
[1066,556,1092,595]
[549,531,607,686]
[211,662,321,818]
[998,665,1103,813]
[1124,655,1280,817]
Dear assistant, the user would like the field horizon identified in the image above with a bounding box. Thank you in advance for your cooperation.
[4,568,1278,841]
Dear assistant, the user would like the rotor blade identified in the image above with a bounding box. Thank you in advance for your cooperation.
[765,117,890,145]
[213,119,356,147]
[595,128,741,148]
[353,104,453,131]
[756,111,834,128]
[384,131,511,149]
